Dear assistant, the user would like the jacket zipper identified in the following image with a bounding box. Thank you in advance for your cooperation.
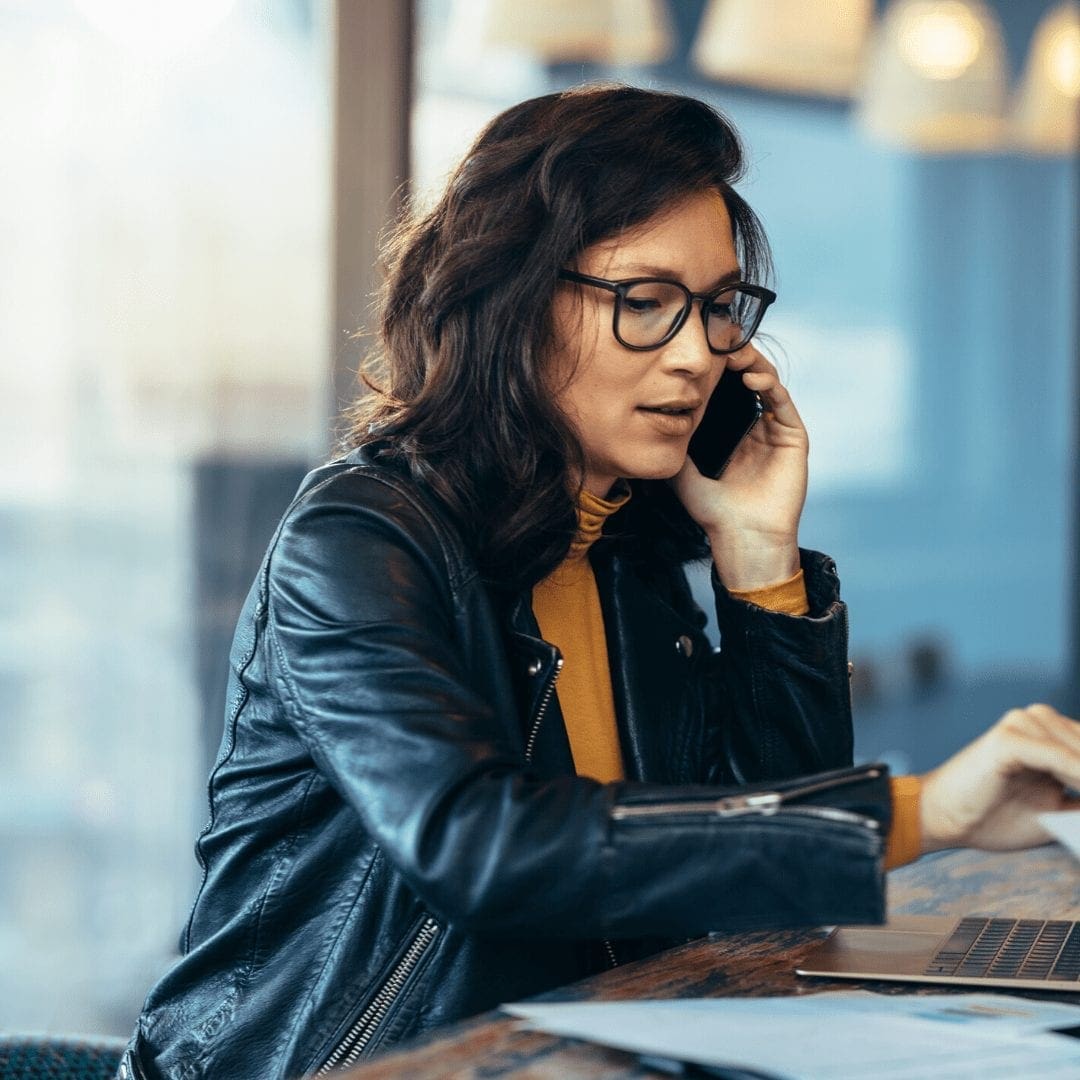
[603,938,619,969]
[521,656,618,968]
[609,767,882,829]
[842,602,853,707]
[316,916,439,1075]
[524,655,563,763]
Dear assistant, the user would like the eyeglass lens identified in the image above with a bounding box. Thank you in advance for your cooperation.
[617,282,763,352]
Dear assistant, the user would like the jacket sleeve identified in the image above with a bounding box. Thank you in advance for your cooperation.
[703,548,854,786]
[266,469,886,939]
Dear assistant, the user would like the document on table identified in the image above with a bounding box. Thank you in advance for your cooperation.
[504,992,1080,1080]
[1038,810,1080,860]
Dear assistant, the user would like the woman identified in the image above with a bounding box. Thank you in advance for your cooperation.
[123,86,1080,1080]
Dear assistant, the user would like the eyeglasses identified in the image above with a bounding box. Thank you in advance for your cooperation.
[557,270,776,355]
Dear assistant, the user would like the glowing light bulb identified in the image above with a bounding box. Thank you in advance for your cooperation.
[1046,21,1080,96]
[1011,2,1080,153]
[897,1,984,80]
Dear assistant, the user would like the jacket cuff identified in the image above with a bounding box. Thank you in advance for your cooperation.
[727,568,809,615]
[713,549,841,621]
[604,764,891,934]
[709,548,852,778]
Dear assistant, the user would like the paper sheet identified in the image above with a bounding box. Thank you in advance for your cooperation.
[504,992,1080,1080]
[1038,811,1080,861]
[793,990,1080,1036]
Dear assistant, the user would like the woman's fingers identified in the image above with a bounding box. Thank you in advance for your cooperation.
[994,705,1080,787]
[725,346,806,436]
[724,342,771,373]
[742,370,804,433]
[1027,702,1080,750]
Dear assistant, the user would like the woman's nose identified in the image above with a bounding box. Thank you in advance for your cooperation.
[660,306,714,374]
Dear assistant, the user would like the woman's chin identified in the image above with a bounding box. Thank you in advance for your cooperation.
[624,456,688,483]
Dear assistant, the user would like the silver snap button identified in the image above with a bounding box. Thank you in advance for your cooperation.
[119,1062,129,1080]
[526,659,542,676]
[676,634,694,658]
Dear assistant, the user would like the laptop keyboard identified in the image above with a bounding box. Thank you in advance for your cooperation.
[924,917,1080,981]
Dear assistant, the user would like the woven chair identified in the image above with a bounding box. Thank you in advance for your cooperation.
[0,1036,126,1080]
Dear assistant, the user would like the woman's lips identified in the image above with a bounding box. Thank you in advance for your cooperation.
[637,406,696,436]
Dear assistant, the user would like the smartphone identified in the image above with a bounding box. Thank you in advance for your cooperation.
[687,368,763,479]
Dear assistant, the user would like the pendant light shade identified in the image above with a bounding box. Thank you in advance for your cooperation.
[692,0,873,98]
[1012,1,1080,155]
[857,0,1009,152]
[471,0,673,65]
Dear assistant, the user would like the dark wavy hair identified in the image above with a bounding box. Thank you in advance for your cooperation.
[344,85,772,591]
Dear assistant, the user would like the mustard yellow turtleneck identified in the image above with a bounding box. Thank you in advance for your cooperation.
[531,487,631,784]
[529,490,920,869]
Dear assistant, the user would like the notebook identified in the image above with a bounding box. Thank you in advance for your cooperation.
[797,914,1080,992]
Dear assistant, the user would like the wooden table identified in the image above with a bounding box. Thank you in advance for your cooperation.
[343,846,1080,1079]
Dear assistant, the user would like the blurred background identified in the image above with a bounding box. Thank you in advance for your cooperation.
[1,0,1076,1038]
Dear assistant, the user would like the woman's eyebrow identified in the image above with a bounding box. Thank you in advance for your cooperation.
[608,264,744,289]
[705,268,744,291]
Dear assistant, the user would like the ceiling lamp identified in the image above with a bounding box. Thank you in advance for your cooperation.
[474,0,673,65]
[1011,1,1080,155]
[857,0,1009,152]
[692,0,874,98]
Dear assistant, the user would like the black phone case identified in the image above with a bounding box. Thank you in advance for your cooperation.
[687,368,763,479]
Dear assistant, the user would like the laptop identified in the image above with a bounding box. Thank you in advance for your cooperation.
[796,914,1080,992]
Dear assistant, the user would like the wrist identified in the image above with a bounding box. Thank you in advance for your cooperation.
[917,769,961,854]
[709,535,800,593]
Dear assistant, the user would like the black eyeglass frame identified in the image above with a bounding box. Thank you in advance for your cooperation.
[557,269,777,355]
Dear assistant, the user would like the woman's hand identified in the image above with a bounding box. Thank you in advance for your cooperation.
[672,346,809,591]
[920,704,1080,853]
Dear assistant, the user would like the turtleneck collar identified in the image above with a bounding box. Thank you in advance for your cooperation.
[566,483,631,562]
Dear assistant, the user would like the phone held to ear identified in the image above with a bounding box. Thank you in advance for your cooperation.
[687,367,763,479]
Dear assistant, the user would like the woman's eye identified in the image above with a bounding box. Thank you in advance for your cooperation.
[623,296,665,316]
[708,302,734,320]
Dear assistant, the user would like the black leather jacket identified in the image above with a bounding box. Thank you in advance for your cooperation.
[127,449,891,1080]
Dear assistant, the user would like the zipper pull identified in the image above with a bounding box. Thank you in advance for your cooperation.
[609,766,885,822]
[715,791,782,813]
[772,766,883,805]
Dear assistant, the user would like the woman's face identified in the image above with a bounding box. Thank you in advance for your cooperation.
[549,190,740,498]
